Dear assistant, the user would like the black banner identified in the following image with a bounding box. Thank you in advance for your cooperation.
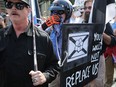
[60,23,104,87]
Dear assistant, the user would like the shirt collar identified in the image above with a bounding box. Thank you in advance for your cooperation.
[4,22,33,37]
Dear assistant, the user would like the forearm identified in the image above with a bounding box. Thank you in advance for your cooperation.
[103,32,116,46]
[103,33,111,45]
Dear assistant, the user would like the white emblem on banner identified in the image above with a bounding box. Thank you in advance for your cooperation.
[67,32,89,62]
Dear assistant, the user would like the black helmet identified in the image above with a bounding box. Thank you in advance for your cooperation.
[4,0,30,6]
[49,0,73,20]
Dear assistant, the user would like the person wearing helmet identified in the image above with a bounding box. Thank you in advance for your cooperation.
[0,0,60,87]
[41,0,73,30]
[46,0,73,60]
[40,0,73,87]
[49,0,73,22]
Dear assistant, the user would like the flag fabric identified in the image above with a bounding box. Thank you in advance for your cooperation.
[106,1,116,24]
[91,0,107,24]
[30,0,41,26]
[89,0,115,54]
[91,0,115,24]
[107,0,115,5]
[34,0,42,25]
[88,0,95,23]
[74,0,85,7]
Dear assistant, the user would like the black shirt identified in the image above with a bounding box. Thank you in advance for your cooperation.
[0,24,59,87]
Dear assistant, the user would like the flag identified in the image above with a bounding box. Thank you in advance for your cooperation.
[91,0,107,24]
[30,0,41,26]
[91,0,115,24]
[34,0,41,25]
[73,0,85,17]
[74,0,85,7]
[106,0,116,24]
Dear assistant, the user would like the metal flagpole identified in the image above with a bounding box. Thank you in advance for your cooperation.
[30,0,38,71]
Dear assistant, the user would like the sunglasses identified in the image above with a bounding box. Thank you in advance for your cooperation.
[84,6,92,10]
[5,1,28,10]
[51,10,65,15]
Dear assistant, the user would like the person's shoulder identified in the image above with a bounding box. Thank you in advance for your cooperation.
[0,26,8,33]
[1,25,10,31]
[0,26,8,41]
[0,26,9,50]
[34,25,49,37]
[0,25,12,37]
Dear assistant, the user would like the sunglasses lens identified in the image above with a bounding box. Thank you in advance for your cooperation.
[5,2,13,9]
[51,10,64,15]
[5,1,27,10]
[58,11,64,15]
[16,2,25,10]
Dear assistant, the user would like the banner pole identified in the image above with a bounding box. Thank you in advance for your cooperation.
[30,0,38,71]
